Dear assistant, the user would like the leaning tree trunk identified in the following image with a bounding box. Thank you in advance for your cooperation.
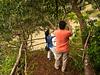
[71,1,95,75]
[83,32,95,75]
[23,39,28,75]
[22,31,29,75]
[20,25,29,75]
[72,5,87,45]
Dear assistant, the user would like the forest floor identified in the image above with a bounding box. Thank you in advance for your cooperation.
[27,50,82,75]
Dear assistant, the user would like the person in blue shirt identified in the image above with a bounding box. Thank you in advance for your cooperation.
[45,29,56,60]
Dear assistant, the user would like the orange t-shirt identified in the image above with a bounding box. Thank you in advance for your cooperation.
[54,29,72,53]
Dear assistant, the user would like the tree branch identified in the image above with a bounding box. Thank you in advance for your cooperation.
[10,43,23,75]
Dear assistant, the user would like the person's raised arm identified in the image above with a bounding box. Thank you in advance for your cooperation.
[68,24,72,33]
[66,20,73,37]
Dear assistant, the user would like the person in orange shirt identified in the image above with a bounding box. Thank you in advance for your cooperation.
[54,21,72,72]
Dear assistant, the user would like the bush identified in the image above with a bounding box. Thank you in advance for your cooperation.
[88,21,100,74]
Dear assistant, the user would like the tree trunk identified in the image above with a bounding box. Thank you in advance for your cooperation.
[21,26,28,75]
[72,5,87,45]
[10,43,23,75]
[23,36,28,75]
[84,53,95,75]
[83,32,95,75]
[24,48,27,75]
[71,1,95,75]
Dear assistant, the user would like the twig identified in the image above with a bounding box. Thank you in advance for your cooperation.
[44,16,56,30]
[82,32,91,61]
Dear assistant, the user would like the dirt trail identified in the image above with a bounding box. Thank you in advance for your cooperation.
[27,51,80,75]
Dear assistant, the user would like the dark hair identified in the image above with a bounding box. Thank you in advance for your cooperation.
[45,29,49,36]
[59,21,66,29]
[45,29,49,43]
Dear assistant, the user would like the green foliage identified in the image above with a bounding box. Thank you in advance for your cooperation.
[0,0,99,74]
[0,55,16,75]
[82,12,89,20]
[67,12,78,23]
[88,20,100,74]
[0,0,49,41]
[0,37,20,75]
[70,26,83,71]
[0,46,19,75]
[87,0,100,10]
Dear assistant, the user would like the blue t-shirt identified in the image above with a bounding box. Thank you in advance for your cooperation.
[46,35,54,48]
